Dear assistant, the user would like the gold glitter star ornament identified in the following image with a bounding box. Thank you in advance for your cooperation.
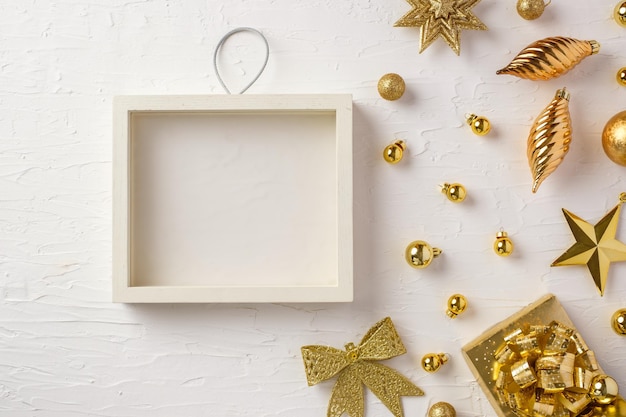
[394,0,487,55]
[301,317,424,417]
[551,193,626,296]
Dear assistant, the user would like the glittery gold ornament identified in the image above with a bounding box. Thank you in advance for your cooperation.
[301,317,424,417]
[516,0,550,20]
[405,240,441,269]
[527,88,572,193]
[552,194,626,297]
[428,402,456,417]
[446,294,467,318]
[421,353,448,373]
[617,68,626,86]
[602,110,626,166]
[384,140,406,164]
[394,0,487,55]
[616,2,626,27]
[494,231,514,257]
[497,37,600,81]
[466,113,491,136]
[441,183,466,203]
[378,73,406,101]
[612,309,626,335]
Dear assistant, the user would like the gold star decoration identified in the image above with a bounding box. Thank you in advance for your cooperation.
[551,194,626,296]
[394,0,487,55]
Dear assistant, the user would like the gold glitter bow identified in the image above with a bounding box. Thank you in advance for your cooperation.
[301,317,424,417]
[493,321,619,417]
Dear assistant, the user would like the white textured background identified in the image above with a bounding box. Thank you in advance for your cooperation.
[1,1,626,416]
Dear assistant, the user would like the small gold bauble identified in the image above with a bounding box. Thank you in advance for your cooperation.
[421,353,448,373]
[446,294,467,318]
[383,140,405,164]
[494,231,514,257]
[377,73,405,101]
[466,113,491,136]
[441,183,467,203]
[602,110,626,166]
[516,0,549,20]
[612,308,626,335]
[589,375,619,405]
[405,240,441,269]
[615,2,626,27]
[428,402,456,417]
[618,67,626,86]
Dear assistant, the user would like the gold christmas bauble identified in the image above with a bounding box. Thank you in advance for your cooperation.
[602,110,626,166]
[377,73,405,101]
[615,2,626,27]
[421,353,448,373]
[589,375,619,405]
[446,294,467,318]
[618,67,626,86]
[383,140,405,164]
[428,402,456,417]
[517,0,549,20]
[466,114,491,136]
[405,241,441,269]
[494,231,514,257]
[612,308,626,335]
[441,183,466,203]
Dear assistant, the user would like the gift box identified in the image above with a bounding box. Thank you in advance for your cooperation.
[462,294,626,417]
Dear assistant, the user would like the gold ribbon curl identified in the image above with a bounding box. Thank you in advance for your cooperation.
[493,321,617,417]
[301,317,424,417]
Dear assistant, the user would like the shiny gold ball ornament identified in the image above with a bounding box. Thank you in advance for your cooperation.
[615,2,626,27]
[611,308,626,335]
[589,375,619,405]
[494,231,514,257]
[377,73,405,101]
[602,110,626,166]
[446,294,467,318]
[405,240,441,269]
[428,402,456,417]
[466,113,491,136]
[421,353,449,373]
[516,0,550,20]
[441,183,467,203]
[617,67,626,86]
[383,140,406,164]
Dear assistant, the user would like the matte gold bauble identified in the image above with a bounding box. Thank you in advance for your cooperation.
[466,113,491,136]
[428,402,456,417]
[494,231,514,257]
[612,308,626,335]
[446,294,467,318]
[602,110,626,166]
[517,0,550,20]
[618,67,626,86]
[383,140,406,164]
[405,240,441,269]
[441,183,467,203]
[615,2,626,27]
[421,353,448,373]
[378,73,405,101]
[589,375,619,405]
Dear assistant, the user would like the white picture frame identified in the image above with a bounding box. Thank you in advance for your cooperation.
[113,94,353,303]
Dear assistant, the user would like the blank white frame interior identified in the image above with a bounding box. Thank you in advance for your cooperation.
[113,94,353,303]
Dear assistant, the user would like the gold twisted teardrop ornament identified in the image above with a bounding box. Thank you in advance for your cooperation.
[527,88,572,193]
[517,0,550,20]
[497,37,600,81]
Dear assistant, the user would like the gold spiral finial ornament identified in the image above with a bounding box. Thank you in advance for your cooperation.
[527,88,572,193]
[497,37,600,81]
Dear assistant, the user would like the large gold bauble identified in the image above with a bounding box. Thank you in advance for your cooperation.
[615,1,626,27]
[602,110,626,166]
[428,402,456,417]
[377,73,405,101]
[516,0,549,20]
[612,308,626,335]
[589,375,619,405]
[405,240,441,269]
